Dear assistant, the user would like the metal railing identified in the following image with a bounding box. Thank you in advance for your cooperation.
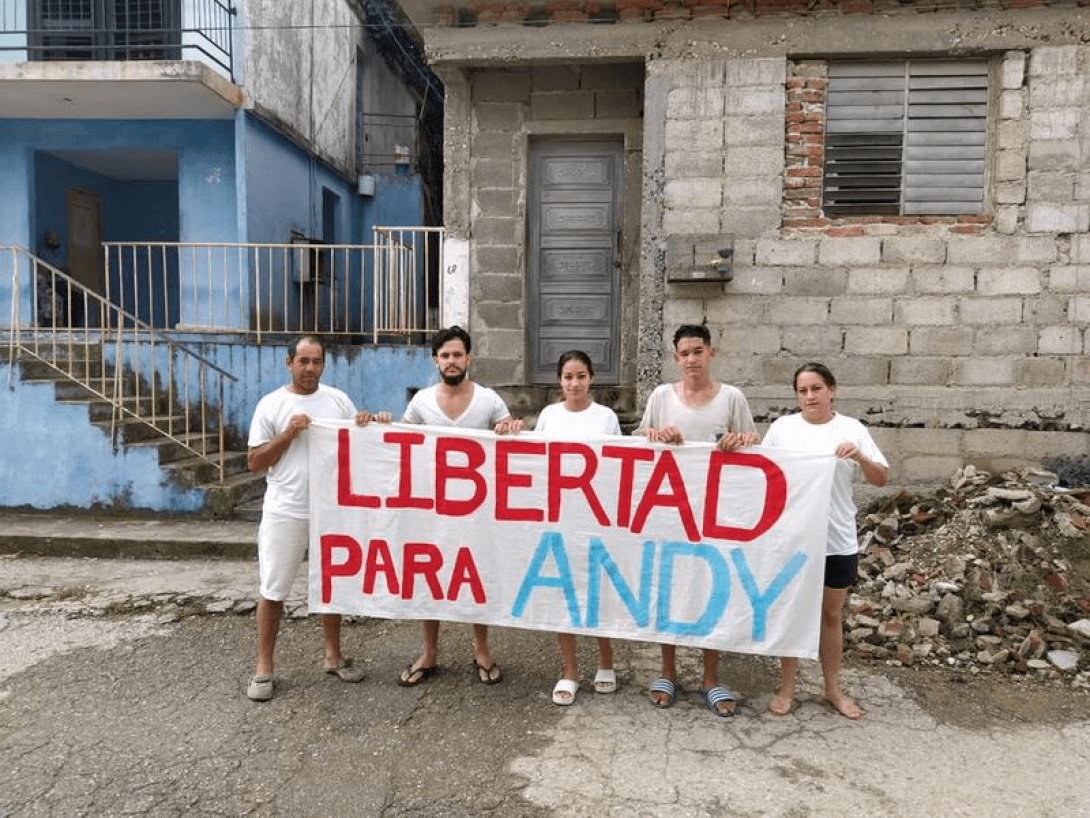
[0,0,235,81]
[103,227,444,342]
[4,244,238,481]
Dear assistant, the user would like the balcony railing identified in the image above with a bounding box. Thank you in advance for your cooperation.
[0,0,235,82]
[102,228,444,342]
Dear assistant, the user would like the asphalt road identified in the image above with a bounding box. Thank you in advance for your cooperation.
[1,557,1089,818]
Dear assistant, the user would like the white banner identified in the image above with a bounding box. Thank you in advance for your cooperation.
[308,422,836,659]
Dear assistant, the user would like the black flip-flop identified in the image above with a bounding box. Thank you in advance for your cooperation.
[397,664,438,687]
[473,659,502,685]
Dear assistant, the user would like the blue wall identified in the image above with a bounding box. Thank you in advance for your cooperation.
[0,367,206,512]
[0,342,439,513]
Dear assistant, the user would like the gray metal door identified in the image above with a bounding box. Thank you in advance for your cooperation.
[528,140,622,384]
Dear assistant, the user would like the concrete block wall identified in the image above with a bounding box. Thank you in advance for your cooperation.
[653,44,1090,485]
[461,63,645,392]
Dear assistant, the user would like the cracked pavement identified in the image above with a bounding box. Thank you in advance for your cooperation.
[1,556,1088,817]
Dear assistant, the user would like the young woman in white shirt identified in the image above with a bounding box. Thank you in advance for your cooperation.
[762,362,889,719]
[534,350,622,705]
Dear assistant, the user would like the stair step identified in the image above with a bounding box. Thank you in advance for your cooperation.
[164,451,250,486]
[205,471,267,520]
[91,415,196,443]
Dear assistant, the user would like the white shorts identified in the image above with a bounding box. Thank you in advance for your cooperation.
[257,513,309,601]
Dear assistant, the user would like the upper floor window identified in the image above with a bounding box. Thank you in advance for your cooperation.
[31,0,181,62]
[822,59,988,217]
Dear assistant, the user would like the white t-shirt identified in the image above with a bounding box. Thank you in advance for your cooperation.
[762,411,888,556]
[402,382,510,429]
[635,382,756,444]
[248,384,356,519]
[534,401,622,438]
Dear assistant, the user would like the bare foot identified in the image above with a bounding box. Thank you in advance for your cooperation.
[768,693,793,716]
[821,694,864,720]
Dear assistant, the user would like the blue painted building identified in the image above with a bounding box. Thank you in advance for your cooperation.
[0,0,447,514]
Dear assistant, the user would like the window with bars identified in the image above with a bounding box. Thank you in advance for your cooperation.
[31,0,180,62]
[822,59,989,217]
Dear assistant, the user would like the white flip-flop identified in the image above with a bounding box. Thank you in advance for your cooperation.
[593,667,617,694]
[552,678,579,706]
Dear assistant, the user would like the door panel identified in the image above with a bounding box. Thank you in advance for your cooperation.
[528,140,623,384]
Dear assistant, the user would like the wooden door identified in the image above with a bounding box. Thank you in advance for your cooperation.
[527,140,623,384]
[66,188,103,327]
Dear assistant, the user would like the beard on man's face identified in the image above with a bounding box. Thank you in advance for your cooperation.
[440,367,467,386]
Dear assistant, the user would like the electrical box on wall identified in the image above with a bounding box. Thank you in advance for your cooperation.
[665,235,734,283]
[357,174,376,197]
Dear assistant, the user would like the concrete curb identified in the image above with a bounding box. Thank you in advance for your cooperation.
[0,512,257,559]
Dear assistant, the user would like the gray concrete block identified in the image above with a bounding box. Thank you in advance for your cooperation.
[471,216,520,245]
[664,178,722,209]
[724,146,784,177]
[1025,294,1070,325]
[1001,50,1026,89]
[831,297,893,325]
[472,272,523,302]
[666,86,725,119]
[818,237,881,266]
[755,238,816,267]
[946,236,1016,265]
[896,427,962,456]
[530,90,594,121]
[595,89,642,120]
[475,102,523,133]
[1012,235,1060,264]
[1037,326,1082,355]
[725,116,785,147]
[908,326,974,356]
[954,357,1016,386]
[781,325,843,355]
[1028,45,1080,77]
[474,70,532,104]
[1048,265,1090,292]
[783,268,848,298]
[727,267,785,295]
[767,297,829,325]
[665,118,724,149]
[994,149,1027,182]
[663,208,719,234]
[531,64,580,92]
[974,326,1037,355]
[889,357,954,386]
[723,177,782,208]
[719,324,781,355]
[1030,109,1082,142]
[1028,138,1081,171]
[882,237,945,265]
[847,266,910,294]
[844,327,907,356]
[725,57,786,88]
[665,151,724,178]
[977,267,1042,295]
[912,266,975,294]
[895,295,959,325]
[1016,357,1068,387]
[717,206,780,237]
[1027,202,1088,234]
[957,297,1024,325]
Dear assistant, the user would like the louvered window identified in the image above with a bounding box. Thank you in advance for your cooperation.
[823,60,988,217]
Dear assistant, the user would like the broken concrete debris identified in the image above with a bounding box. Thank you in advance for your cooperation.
[852,465,1090,688]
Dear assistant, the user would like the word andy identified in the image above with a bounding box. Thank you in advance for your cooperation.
[319,529,807,643]
[335,428,787,544]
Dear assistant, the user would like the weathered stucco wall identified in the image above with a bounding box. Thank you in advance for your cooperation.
[242,0,366,175]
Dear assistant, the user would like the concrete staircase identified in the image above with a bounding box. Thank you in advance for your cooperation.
[15,348,265,519]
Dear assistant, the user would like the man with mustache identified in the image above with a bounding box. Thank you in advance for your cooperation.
[396,325,522,687]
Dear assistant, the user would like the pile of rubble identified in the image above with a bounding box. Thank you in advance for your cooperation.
[849,465,1090,688]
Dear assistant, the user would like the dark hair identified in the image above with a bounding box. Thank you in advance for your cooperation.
[288,335,325,361]
[673,323,711,347]
[794,362,837,391]
[557,349,594,378]
[431,325,472,356]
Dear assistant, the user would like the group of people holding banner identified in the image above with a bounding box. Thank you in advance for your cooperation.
[245,324,888,722]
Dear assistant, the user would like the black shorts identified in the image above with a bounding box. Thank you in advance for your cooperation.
[824,553,858,589]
